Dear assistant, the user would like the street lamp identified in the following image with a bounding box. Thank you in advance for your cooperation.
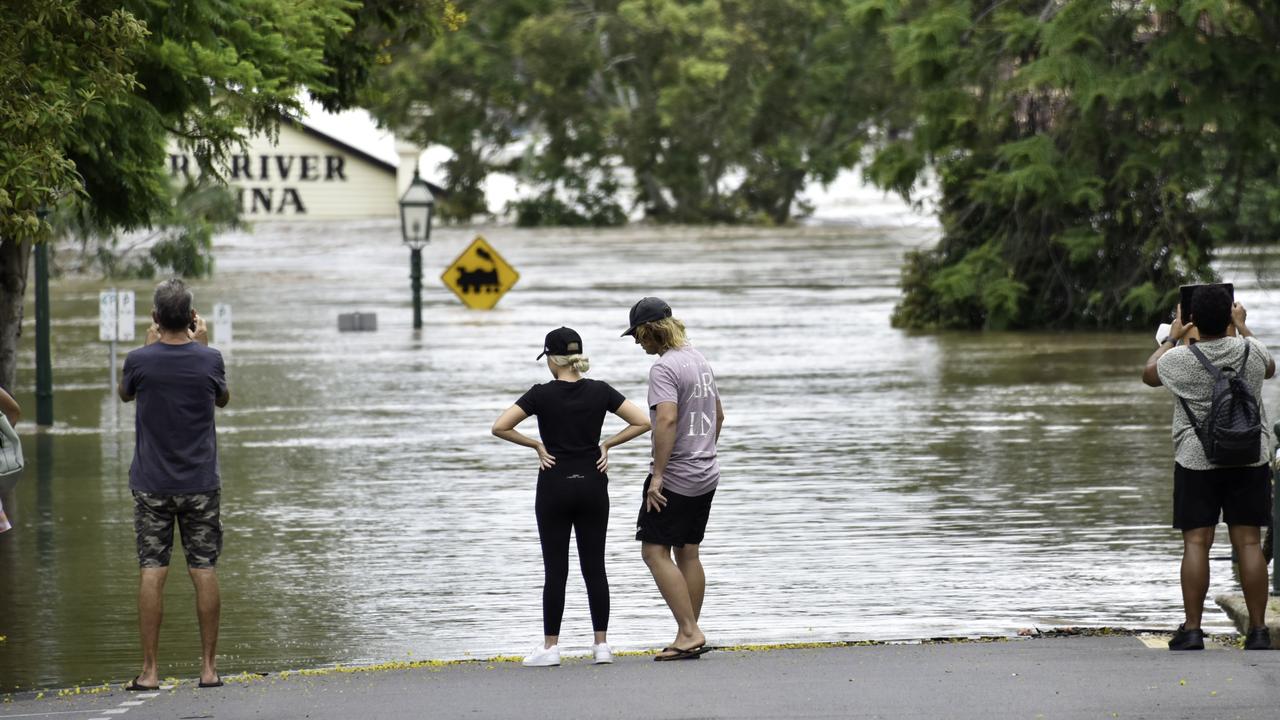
[398,167,435,330]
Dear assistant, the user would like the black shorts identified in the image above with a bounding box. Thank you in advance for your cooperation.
[635,474,715,548]
[1172,463,1272,530]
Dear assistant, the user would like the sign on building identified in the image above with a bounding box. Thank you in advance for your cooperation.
[441,237,520,310]
[166,119,404,220]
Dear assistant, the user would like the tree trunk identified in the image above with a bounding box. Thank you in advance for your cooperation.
[0,236,32,393]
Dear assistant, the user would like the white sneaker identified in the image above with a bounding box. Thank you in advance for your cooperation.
[523,644,560,667]
[592,643,613,664]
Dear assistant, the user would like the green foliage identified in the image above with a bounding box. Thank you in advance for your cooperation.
[861,0,1280,330]
[145,181,243,278]
[368,0,893,224]
[57,181,243,279]
[892,241,1027,330]
[511,195,619,228]
[312,0,465,112]
[0,0,147,242]
[365,0,529,220]
[3,0,458,237]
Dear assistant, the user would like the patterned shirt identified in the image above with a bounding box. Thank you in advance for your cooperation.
[1156,336,1273,469]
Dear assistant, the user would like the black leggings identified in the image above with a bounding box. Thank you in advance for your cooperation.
[535,463,610,636]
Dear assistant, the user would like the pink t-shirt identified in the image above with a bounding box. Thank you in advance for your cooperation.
[648,345,720,496]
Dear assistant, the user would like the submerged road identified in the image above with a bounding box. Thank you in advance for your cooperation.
[3,635,1279,719]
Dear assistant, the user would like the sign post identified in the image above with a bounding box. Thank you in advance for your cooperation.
[213,303,232,346]
[100,289,118,390]
[100,289,135,390]
[440,236,520,310]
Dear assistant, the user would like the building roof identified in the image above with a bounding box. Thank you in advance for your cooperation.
[282,115,447,196]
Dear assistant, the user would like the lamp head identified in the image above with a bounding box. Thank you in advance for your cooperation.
[399,168,435,250]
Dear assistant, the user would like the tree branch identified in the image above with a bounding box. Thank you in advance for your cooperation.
[1239,0,1280,47]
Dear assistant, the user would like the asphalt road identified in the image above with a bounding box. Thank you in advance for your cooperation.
[4,635,1280,719]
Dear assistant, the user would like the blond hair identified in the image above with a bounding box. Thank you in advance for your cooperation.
[634,316,687,354]
[549,354,590,374]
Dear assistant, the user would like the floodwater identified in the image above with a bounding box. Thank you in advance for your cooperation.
[2,218,1279,692]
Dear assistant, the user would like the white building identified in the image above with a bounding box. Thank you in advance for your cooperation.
[166,117,441,221]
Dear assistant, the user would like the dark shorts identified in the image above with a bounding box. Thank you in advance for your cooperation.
[1173,463,1272,530]
[636,474,715,548]
[133,490,223,569]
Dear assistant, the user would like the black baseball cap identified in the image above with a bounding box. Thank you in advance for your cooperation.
[537,327,583,359]
[622,297,672,337]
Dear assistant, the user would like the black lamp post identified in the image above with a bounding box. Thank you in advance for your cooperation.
[398,167,435,330]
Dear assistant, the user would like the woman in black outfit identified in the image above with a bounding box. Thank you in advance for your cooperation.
[492,327,651,667]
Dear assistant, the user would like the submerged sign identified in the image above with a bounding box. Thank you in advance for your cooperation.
[441,237,520,310]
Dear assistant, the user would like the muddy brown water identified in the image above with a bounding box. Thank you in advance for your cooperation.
[2,221,1277,691]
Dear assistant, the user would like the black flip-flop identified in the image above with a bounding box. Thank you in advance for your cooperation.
[126,676,159,691]
[197,676,223,688]
[654,644,708,661]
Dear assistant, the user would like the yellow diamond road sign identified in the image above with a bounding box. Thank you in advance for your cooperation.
[441,236,520,310]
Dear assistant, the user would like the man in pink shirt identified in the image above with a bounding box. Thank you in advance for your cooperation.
[624,297,723,661]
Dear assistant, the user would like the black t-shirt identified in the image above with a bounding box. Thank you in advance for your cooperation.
[122,342,227,494]
[516,379,625,459]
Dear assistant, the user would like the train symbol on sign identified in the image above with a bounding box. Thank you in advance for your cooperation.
[441,237,520,310]
[454,248,501,294]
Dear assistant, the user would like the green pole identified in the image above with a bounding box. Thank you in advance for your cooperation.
[410,247,423,330]
[34,241,53,426]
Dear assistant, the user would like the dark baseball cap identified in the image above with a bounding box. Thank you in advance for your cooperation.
[622,296,672,336]
[537,327,583,359]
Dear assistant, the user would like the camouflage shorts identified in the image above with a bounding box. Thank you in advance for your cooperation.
[132,490,222,569]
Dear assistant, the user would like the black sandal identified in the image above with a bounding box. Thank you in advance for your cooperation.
[126,676,159,691]
[654,644,709,661]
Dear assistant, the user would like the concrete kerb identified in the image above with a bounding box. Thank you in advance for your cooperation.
[1214,593,1280,646]
[1,639,981,702]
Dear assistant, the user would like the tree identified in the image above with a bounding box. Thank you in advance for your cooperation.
[367,0,530,220]
[855,0,1280,330]
[0,0,457,391]
[369,0,890,225]
[600,0,895,224]
[0,0,146,391]
[313,0,466,112]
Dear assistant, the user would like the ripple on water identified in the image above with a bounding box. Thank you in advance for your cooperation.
[0,222,1259,690]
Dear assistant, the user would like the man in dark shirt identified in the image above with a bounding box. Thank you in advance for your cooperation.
[118,278,230,690]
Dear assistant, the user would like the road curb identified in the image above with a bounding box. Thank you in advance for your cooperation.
[1213,593,1280,646]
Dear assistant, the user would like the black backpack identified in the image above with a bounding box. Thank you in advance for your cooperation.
[1178,341,1263,466]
